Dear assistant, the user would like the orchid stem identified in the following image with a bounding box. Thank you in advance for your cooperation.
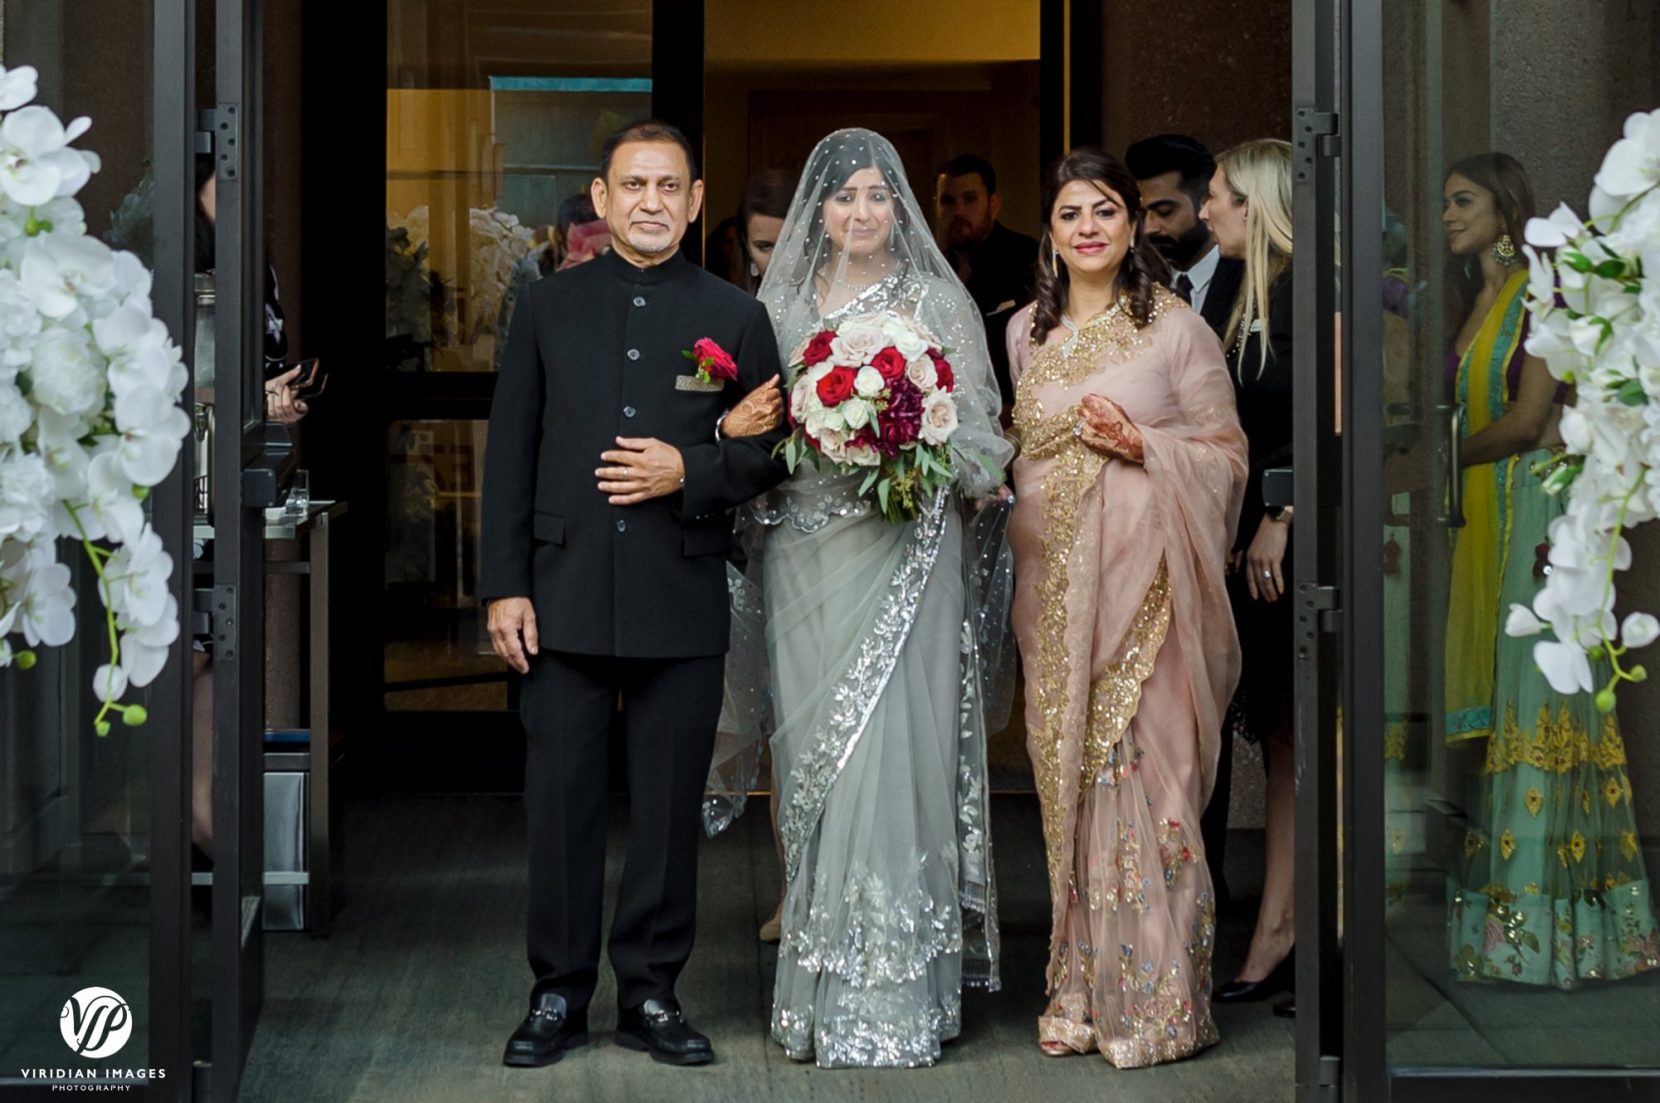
[62,502,134,733]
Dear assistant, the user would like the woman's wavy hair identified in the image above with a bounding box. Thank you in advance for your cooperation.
[1442,152,1535,327]
[1031,147,1171,345]
[1215,138,1293,378]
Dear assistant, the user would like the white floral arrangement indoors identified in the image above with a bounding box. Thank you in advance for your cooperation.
[0,64,191,732]
[1507,108,1660,710]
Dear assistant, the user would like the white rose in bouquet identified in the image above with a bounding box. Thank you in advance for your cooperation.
[905,354,936,392]
[919,391,959,446]
[831,319,886,366]
[879,315,930,361]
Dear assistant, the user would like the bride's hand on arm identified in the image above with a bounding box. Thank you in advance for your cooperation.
[722,375,783,438]
[1078,394,1144,463]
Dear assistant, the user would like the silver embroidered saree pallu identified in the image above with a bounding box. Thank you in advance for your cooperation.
[765,479,1002,1068]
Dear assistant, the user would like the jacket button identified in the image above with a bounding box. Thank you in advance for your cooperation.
[616,518,627,533]
[626,348,641,361]
[632,296,646,307]
[623,405,637,418]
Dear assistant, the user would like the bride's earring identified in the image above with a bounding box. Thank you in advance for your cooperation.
[1049,238,1060,272]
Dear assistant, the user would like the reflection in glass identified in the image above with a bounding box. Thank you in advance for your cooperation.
[1379,0,1660,1070]
[1434,153,1657,988]
[383,420,503,710]
[385,1,653,372]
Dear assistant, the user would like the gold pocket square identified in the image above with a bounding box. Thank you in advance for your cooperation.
[675,374,724,393]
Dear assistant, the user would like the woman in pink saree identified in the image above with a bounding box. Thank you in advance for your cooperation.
[1007,148,1247,1067]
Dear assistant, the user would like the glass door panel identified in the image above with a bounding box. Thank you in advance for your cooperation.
[385,0,653,373]
[367,1,661,788]
[1370,0,1660,1079]
[383,419,502,712]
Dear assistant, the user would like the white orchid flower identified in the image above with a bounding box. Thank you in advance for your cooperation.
[0,105,95,206]
[113,384,189,485]
[0,66,39,112]
[100,523,173,628]
[20,558,74,646]
[1533,640,1594,696]
[1505,603,1546,637]
[118,594,180,686]
[91,661,129,704]
[20,232,116,318]
[1523,204,1587,249]
[1594,109,1660,199]
[1621,612,1660,650]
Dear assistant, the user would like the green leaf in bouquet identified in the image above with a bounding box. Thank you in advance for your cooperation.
[682,348,696,360]
[859,468,880,495]
[877,478,891,516]
[1615,378,1646,406]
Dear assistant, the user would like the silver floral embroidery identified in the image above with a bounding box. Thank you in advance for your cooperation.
[749,477,874,534]
[956,615,1001,989]
[775,488,950,880]
[773,987,963,1068]
[780,851,963,987]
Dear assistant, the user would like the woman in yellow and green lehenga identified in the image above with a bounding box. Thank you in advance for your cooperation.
[1441,153,1659,987]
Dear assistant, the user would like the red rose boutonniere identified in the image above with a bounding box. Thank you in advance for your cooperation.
[684,337,739,386]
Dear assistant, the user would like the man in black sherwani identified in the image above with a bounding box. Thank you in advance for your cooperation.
[481,120,787,1069]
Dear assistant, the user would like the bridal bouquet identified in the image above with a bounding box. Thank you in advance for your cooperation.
[780,311,959,523]
[1504,109,1660,709]
[0,64,191,733]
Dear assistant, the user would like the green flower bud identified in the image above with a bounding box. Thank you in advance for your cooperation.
[95,720,113,736]
[123,705,148,726]
[1594,688,1617,714]
[1588,644,1606,661]
[17,649,38,669]
[134,486,150,501]
[1629,665,1648,684]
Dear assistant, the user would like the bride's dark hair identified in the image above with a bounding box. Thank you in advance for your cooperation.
[1030,147,1170,345]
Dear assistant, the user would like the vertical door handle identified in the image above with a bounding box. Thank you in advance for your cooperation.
[1436,402,1465,528]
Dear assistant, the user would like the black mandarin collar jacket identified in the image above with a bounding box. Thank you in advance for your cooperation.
[480,246,788,658]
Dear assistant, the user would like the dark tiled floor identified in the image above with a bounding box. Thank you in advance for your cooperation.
[239,794,1295,1102]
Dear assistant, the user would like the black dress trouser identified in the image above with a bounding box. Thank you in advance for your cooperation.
[520,649,724,1014]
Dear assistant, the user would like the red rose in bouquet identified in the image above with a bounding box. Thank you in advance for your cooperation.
[801,330,836,367]
[871,346,908,386]
[816,365,857,406]
[684,337,739,385]
[927,348,955,392]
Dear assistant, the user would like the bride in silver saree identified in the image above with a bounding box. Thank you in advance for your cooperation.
[728,128,1015,1068]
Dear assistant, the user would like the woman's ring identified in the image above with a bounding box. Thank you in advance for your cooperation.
[1262,570,1272,578]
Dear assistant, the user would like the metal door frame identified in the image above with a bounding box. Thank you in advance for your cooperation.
[1290,0,1343,1099]
[148,1,197,1098]
[209,0,268,1096]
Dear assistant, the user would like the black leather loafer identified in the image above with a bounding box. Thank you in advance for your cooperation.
[503,992,589,1068]
[615,997,714,1066]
